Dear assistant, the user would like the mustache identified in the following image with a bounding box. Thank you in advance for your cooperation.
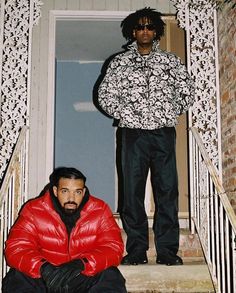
[64,201,77,206]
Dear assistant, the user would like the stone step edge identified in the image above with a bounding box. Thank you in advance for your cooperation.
[119,264,215,293]
[121,231,204,258]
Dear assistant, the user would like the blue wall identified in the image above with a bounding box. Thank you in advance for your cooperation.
[55,61,115,210]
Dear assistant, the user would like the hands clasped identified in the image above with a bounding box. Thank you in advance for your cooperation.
[41,259,85,292]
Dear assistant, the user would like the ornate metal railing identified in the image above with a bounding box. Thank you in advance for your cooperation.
[0,126,29,284]
[189,126,236,293]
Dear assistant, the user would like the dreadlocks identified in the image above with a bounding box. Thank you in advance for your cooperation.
[121,7,166,42]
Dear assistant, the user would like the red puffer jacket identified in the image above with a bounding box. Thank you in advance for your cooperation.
[4,191,124,278]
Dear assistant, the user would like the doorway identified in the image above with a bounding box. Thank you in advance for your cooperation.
[48,11,188,214]
[49,11,129,211]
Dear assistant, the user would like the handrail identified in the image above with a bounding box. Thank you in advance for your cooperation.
[0,125,29,285]
[191,127,236,234]
[0,126,28,204]
[190,126,236,293]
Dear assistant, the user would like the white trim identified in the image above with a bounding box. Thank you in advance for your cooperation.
[185,5,195,233]
[46,11,57,182]
[25,1,35,202]
[50,10,130,19]
[27,2,34,126]
[114,127,118,211]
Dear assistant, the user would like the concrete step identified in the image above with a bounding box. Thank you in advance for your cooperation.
[119,262,215,293]
[121,228,205,263]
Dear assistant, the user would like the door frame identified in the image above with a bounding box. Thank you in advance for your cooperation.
[46,10,187,217]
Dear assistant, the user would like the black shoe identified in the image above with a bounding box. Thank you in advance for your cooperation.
[121,253,148,265]
[156,252,183,266]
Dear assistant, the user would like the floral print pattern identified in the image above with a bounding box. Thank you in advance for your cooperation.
[98,41,195,130]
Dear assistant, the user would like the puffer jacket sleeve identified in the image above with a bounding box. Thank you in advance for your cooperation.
[4,204,45,278]
[81,203,124,276]
[172,57,195,116]
[98,57,122,119]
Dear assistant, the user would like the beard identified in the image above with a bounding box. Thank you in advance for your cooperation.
[63,202,78,214]
[63,208,77,214]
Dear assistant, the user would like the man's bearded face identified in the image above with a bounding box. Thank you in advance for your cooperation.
[53,178,86,214]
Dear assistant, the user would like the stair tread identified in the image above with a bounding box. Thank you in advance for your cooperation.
[119,263,215,293]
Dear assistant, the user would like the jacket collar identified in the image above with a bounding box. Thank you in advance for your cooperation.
[128,40,160,55]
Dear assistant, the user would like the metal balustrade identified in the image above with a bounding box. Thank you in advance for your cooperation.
[0,126,29,285]
[190,127,236,293]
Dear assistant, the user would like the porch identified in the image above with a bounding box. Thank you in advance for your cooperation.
[0,0,236,292]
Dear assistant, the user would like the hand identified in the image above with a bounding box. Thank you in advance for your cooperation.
[62,273,94,293]
[41,259,85,292]
[40,262,62,291]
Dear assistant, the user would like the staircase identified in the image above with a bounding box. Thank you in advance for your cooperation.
[117,218,215,293]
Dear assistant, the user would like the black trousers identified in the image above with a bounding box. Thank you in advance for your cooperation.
[120,127,180,255]
[2,267,127,293]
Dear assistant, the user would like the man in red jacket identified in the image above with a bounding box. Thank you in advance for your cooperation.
[2,167,127,292]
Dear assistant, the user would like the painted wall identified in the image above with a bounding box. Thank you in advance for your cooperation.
[55,61,115,209]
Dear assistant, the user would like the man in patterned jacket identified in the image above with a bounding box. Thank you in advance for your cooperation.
[98,8,195,266]
[3,167,127,292]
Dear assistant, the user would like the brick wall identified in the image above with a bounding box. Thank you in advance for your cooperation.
[218,5,236,212]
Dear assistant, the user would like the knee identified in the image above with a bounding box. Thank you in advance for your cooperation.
[89,267,127,293]
[102,266,125,281]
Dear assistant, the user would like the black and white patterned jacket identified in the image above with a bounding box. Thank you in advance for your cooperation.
[98,41,195,130]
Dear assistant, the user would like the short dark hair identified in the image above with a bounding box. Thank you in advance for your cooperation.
[121,7,165,42]
[49,167,86,187]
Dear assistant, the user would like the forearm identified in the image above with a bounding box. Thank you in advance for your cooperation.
[98,89,121,118]
[98,67,121,118]
[5,245,45,278]
[5,223,44,278]
[81,231,124,275]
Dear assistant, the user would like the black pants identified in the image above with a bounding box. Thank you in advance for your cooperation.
[2,267,127,293]
[120,127,180,255]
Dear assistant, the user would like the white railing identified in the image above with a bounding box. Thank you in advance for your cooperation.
[0,126,29,285]
[189,127,236,293]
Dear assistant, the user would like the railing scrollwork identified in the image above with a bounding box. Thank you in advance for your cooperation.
[0,0,43,184]
[171,0,221,169]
